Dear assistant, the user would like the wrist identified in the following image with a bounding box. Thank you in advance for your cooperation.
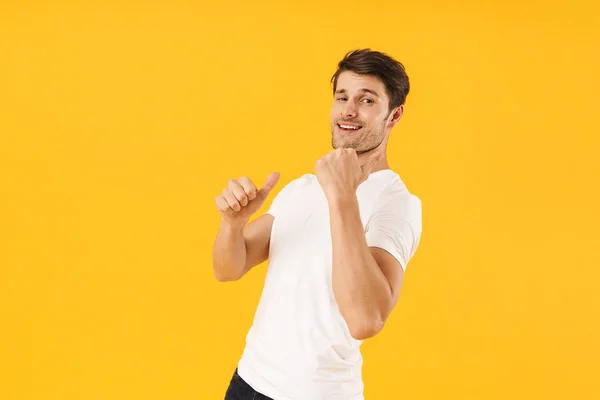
[325,189,358,208]
[220,217,248,232]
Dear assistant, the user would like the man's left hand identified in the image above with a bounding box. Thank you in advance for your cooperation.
[315,148,382,201]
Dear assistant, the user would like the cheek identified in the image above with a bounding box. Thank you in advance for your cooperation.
[330,105,339,119]
[367,111,386,126]
[362,113,375,126]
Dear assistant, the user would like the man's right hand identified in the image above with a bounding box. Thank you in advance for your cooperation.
[215,172,280,224]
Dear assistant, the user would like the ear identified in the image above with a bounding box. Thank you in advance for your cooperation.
[386,105,404,129]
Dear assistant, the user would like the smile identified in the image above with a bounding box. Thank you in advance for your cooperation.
[337,123,362,132]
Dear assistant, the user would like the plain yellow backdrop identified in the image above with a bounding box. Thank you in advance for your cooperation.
[1,0,599,399]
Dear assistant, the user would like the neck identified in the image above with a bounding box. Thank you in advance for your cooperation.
[371,156,390,173]
[357,150,390,173]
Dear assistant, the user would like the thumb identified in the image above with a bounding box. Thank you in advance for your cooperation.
[257,172,280,199]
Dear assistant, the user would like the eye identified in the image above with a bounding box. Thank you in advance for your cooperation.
[361,98,374,104]
[336,97,347,101]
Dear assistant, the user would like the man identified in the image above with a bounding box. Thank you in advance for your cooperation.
[213,49,422,400]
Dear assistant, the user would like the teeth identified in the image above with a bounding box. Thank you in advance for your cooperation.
[339,124,360,130]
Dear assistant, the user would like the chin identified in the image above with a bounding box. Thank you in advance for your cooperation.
[332,139,351,150]
[334,143,360,152]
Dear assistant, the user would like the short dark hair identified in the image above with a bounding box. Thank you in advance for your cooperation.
[331,48,410,112]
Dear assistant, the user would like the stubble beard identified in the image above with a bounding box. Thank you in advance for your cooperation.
[331,119,387,154]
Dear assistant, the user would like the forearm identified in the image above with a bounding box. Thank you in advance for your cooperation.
[328,194,393,338]
[212,218,248,281]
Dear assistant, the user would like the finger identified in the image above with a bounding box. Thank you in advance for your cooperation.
[238,176,258,201]
[222,188,241,212]
[228,179,249,207]
[346,148,359,163]
[216,195,234,215]
[257,172,280,198]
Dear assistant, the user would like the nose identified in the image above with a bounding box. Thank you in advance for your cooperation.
[341,100,357,119]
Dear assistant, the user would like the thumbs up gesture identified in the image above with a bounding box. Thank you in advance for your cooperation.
[315,148,383,201]
[216,172,280,224]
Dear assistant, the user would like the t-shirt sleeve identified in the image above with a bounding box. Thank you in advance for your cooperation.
[364,194,422,271]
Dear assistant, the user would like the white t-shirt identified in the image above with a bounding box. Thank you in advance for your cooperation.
[237,169,422,400]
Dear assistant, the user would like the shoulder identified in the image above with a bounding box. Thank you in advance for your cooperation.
[268,173,317,207]
[364,169,422,221]
[276,173,316,195]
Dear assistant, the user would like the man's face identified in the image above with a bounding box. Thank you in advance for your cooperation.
[330,71,398,153]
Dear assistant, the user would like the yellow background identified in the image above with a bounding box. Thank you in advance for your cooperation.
[1,0,599,399]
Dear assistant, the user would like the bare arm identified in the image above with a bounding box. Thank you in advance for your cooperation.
[212,172,280,282]
[314,148,407,341]
[212,214,274,282]
[328,194,404,340]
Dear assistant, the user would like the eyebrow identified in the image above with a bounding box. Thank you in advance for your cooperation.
[335,88,380,97]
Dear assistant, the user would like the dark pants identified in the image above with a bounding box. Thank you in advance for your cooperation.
[224,368,274,400]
